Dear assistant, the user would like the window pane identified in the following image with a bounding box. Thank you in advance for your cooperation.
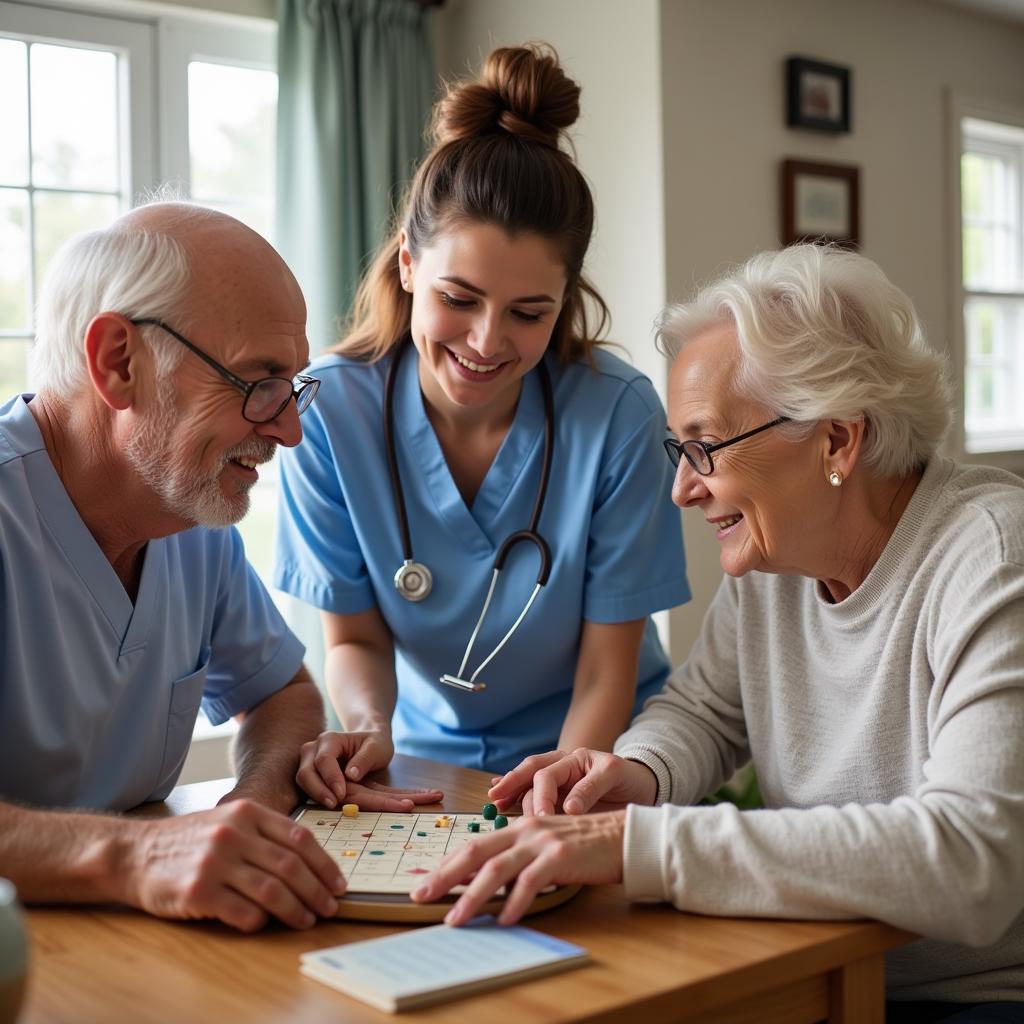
[0,39,29,186]
[31,43,119,191]
[0,339,30,401]
[0,190,30,331]
[961,151,1012,224]
[964,297,1023,448]
[34,190,120,288]
[963,224,1018,290]
[188,61,276,234]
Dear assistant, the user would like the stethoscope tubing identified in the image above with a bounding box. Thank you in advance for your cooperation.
[383,339,555,690]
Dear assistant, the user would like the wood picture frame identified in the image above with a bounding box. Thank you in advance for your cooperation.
[781,159,860,249]
[786,56,851,133]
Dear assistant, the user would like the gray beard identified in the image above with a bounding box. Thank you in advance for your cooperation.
[124,390,275,528]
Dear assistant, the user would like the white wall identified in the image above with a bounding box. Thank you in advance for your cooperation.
[660,0,1024,659]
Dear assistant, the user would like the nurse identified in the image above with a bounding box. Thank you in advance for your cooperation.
[274,44,690,801]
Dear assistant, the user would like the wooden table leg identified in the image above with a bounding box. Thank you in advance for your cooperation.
[827,952,886,1023]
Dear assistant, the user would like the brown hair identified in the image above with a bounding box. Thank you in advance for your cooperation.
[334,44,609,364]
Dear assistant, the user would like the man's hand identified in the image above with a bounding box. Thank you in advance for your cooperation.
[411,811,626,926]
[488,749,658,816]
[295,730,443,810]
[125,800,346,932]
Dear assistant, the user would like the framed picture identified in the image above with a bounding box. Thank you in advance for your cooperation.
[781,159,860,248]
[786,56,851,133]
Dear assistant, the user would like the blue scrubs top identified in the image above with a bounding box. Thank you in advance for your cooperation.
[274,346,689,772]
[0,395,305,811]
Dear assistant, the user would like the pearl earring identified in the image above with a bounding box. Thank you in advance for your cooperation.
[829,470,843,487]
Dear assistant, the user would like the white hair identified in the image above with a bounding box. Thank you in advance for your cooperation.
[656,244,952,478]
[31,203,218,397]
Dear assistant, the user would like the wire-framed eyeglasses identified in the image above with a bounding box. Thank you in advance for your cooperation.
[131,318,320,424]
[664,416,790,476]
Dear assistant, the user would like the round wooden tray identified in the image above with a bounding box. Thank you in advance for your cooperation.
[333,883,582,923]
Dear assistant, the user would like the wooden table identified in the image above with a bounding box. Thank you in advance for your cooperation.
[21,755,912,1023]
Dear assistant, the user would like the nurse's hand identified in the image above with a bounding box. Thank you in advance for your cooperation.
[296,730,443,811]
[489,749,658,817]
[128,800,346,932]
[411,810,626,926]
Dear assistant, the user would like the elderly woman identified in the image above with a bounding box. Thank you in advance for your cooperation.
[412,245,1024,1022]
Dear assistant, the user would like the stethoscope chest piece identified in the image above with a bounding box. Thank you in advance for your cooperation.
[394,559,433,602]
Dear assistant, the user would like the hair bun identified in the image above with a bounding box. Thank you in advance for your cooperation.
[434,44,580,149]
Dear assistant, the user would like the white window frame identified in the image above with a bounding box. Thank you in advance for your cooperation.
[157,19,275,196]
[946,92,1024,474]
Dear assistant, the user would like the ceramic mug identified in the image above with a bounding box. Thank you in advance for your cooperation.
[0,879,27,1024]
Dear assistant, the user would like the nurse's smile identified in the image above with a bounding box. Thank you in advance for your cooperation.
[445,347,511,382]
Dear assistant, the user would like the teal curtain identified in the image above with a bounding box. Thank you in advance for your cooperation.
[276,0,435,353]
[274,0,435,725]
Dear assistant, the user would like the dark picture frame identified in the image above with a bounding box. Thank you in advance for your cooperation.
[781,159,860,249]
[786,56,851,133]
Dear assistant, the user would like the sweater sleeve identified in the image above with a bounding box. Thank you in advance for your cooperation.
[614,575,750,805]
[622,559,1024,948]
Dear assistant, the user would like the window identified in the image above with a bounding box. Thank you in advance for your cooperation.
[2,2,278,763]
[0,3,153,400]
[958,112,1024,458]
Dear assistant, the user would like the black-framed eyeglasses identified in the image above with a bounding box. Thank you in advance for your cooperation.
[131,318,320,424]
[664,416,791,476]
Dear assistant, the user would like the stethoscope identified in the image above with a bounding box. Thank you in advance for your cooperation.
[383,339,554,693]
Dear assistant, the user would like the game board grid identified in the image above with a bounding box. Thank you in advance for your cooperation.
[296,810,503,894]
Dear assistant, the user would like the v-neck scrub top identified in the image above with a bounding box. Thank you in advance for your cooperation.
[274,346,690,773]
[0,395,305,811]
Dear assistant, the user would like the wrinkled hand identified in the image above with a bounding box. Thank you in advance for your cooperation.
[128,800,346,932]
[411,810,626,926]
[489,749,658,817]
[295,730,443,811]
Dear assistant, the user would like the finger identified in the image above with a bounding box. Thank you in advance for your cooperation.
[497,853,558,926]
[311,746,350,808]
[487,752,563,805]
[563,761,618,815]
[522,790,535,818]
[242,833,342,921]
[444,844,532,927]
[295,745,340,809]
[213,889,270,933]
[532,759,582,817]
[411,828,515,904]
[229,861,319,929]
[361,782,444,803]
[345,786,415,813]
[255,809,347,895]
[344,738,387,782]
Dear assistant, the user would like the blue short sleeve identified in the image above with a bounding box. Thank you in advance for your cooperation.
[201,528,306,725]
[273,381,378,615]
[582,377,690,623]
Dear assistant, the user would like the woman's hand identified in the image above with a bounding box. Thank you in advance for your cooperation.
[411,810,626,926]
[295,730,443,811]
[489,748,658,816]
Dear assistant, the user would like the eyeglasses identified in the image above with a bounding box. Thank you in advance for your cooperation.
[131,318,320,424]
[664,416,790,476]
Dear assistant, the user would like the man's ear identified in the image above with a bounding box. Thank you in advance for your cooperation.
[822,415,866,481]
[83,313,145,411]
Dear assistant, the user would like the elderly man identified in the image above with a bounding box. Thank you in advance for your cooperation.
[0,203,439,932]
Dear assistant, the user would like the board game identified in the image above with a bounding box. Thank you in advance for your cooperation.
[294,806,581,922]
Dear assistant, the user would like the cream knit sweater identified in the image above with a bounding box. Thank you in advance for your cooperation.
[615,456,1024,1002]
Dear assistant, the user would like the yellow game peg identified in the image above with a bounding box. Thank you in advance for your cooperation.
[342,803,359,817]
